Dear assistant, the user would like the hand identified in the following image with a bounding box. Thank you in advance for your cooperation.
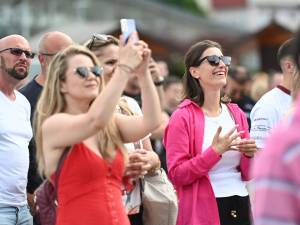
[118,34,150,75]
[236,139,257,158]
[125,149,152,178]
[211,125,243,155]
[132,42,152,78]
[27,192,36,216]
[134,149,160,171]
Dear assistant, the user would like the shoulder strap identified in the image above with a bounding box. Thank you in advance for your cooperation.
[54,146,71,200]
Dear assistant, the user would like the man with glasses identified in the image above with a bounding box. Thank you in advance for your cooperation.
[0,34,34,225]
[19,31,73,223]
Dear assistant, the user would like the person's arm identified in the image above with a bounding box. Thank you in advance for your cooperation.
[115,51,162,143]
[42,37,146,150]
[150,111,169,139]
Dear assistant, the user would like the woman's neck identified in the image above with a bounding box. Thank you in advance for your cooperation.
[202,89,221,117]
[64,97,91,115]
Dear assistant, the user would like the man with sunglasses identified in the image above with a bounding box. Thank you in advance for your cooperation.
[19,31,73,223]
[0,34,34,225]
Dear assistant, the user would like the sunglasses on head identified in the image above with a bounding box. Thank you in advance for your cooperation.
[87,34,118,50]
[74,66,103,79]
[0,48,35,59]
[197,55,231,67]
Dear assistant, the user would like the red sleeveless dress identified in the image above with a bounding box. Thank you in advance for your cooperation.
[52,143,130,225]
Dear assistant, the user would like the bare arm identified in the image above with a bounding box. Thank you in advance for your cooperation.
[42,37,146,150]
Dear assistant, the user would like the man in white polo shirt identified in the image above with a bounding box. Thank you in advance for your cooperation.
[250,38,297,149]
[0,34,33,225]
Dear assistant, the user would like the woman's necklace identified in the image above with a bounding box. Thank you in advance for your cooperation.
[203,105,223,127]
[203,105,222,117]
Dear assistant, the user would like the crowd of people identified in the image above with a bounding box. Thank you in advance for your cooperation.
[0,26,299,225]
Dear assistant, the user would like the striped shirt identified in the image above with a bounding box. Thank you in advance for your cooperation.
[252,95,300,225]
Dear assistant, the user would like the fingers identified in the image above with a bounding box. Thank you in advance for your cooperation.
[213,126,222,139]
[231,139,258,155]
[127,32,139,45]
[119,35,125,46]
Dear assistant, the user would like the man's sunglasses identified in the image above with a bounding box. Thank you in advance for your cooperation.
[0,48,35,59]
[197,55,231,67]
[39,52,57,57]
[74,66,103,79]
[87,34,118,50]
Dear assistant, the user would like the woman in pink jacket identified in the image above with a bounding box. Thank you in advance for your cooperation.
[164,40,257,225]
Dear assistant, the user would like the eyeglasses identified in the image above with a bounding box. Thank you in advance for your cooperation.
[0,48,35,59]
[87,34,118,50]
[74,66,103,79]
[197,55,231,67]
[39,52,57,57]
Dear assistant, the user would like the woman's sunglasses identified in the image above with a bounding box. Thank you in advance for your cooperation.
[87,34,118,50]
[197,55,231,67]
[0,48,35,59]
[74,66,103,79]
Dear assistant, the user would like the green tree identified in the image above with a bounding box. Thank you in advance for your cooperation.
[151,0,205,16]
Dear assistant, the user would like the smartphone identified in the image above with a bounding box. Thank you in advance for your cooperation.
[120,19,139,43]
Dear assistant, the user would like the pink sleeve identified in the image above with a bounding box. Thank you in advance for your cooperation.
[164,109,221,187]
[234,105,252,181]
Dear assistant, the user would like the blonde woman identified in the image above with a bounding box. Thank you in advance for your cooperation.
[34,37,161,225]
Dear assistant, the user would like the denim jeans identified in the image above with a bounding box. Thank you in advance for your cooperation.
[0,204,33,225]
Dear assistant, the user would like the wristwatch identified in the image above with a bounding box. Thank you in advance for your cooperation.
[154,76,164,86]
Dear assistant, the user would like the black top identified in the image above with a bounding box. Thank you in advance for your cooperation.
[234,95,256,130]
[19,76,43,194]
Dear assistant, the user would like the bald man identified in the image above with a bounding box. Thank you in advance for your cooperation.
[19,31,73,222]
[0,35,34,224]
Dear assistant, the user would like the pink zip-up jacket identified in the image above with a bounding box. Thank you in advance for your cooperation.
[164,99,252,225]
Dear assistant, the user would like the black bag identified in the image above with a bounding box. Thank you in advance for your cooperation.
[34,147,70,225]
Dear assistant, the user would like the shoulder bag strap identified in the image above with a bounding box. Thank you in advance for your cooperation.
[54,146,71,201]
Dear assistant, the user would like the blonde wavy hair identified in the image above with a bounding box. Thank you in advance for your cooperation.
[34,45,125,176]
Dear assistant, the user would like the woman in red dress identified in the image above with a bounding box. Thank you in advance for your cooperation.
[34,35,162,225]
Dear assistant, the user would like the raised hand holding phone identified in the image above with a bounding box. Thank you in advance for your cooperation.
[120,19,139,44]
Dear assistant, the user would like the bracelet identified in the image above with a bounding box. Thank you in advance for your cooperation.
[154,79,164,86]
[118,64,134,73]
[153,75,164,86]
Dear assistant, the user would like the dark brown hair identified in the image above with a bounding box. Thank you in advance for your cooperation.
[294,29,300,69]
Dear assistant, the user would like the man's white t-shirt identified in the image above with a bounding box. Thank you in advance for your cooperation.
[0,90,32,207]
[250,87,291,149]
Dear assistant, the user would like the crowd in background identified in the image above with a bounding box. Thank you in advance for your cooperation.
[0,25,300,225]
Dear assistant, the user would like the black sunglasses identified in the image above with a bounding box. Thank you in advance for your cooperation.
[39,52,57,57]
[74,66,103,79]
[197,55,231,67]
[0,48,35,59]
[87,34,118,50]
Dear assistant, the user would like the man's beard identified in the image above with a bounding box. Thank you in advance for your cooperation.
[0,57,28,80]
[6,67,28,80]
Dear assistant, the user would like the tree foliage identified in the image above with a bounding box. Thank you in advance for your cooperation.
[152,0,205,16]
